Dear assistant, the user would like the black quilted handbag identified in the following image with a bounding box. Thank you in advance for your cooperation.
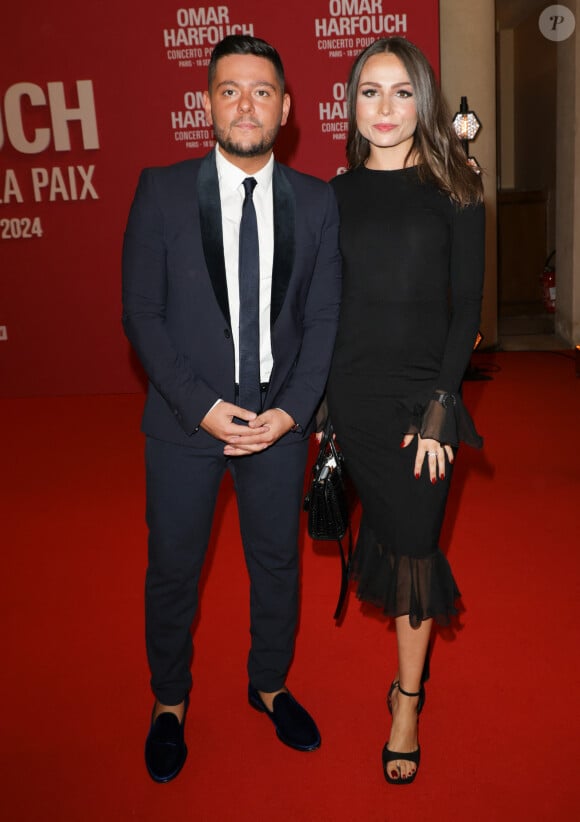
[304,419,352,618]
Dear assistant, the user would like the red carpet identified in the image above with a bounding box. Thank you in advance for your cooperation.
[1,351,579,821]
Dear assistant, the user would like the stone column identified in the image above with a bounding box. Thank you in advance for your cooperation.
[555,0,580,345]
[440,0,498,347]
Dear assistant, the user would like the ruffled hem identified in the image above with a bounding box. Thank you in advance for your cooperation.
[406,391,483,449]
[350,526,461,627]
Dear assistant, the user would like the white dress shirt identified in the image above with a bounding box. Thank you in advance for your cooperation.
[215,145,274,383]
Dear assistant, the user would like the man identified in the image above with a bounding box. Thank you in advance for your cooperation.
[122,35,341,783]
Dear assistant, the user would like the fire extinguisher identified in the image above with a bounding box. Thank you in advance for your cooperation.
[541,251,556,313]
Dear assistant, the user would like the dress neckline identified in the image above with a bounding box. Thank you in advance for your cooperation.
[360,164,419,175]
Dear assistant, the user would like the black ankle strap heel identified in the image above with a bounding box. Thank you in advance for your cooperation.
[383,681,423,785]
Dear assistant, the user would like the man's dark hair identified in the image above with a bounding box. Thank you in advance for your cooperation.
[208,35,285,90]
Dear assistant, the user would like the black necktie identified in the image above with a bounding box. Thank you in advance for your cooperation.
[238,177,261,413]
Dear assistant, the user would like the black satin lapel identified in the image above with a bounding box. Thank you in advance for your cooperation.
[271,164,295,327]
[197,153,231,326]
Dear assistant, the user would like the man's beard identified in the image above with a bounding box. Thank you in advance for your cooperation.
[213,123,279,158]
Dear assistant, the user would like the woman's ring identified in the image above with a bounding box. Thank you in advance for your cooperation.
[427,451,437,456]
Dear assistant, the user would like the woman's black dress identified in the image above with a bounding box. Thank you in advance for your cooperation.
[327,166,485,626]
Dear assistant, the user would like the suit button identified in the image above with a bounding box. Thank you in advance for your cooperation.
[224,329,231,339]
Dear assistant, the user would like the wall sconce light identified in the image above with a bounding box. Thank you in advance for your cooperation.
[452,96,481,170]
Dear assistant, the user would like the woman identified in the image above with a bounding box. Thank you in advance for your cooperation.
[326,37,484,785]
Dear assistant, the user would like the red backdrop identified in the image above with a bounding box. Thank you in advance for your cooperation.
[0,1,439,397]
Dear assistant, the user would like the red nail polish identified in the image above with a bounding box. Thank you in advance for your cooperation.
[400,441,406,448]
[431,477,436,485]
[391,770,398,778]
[415,472,420,479]
[440,473,445,480]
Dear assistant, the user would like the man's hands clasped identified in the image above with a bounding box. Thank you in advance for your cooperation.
[201,401,296,456]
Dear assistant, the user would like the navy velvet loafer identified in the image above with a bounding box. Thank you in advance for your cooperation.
[145,697,188,783]
[248,685,321,751]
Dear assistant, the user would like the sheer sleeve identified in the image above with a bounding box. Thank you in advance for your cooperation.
[407,391,483,448]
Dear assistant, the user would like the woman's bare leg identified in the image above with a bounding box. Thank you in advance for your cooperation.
[386,615,432,780]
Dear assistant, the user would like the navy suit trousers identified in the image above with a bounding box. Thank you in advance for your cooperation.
[144,435,310,704]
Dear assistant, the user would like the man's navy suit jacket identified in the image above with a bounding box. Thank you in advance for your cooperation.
[122,151,342,449]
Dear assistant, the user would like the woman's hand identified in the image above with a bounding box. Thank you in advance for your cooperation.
[400,434,454,483]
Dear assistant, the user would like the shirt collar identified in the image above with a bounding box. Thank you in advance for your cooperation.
[215,145,274,194]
